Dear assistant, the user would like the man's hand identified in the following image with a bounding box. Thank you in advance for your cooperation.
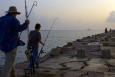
[25,19,30,25]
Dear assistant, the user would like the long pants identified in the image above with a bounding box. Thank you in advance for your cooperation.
[1,48,17,77]
[28,47,38,69]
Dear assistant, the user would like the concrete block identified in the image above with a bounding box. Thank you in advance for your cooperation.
[101,49,111,59]
[77,49,86,58]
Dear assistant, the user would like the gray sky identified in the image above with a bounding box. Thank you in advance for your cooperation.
[0,0,115,30]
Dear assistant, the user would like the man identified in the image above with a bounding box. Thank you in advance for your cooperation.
[26,23,44,72]
[0,6,29,77]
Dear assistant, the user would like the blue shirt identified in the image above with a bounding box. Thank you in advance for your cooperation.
[0,14,28,52]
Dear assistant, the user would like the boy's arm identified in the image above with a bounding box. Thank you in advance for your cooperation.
[39,32,44,46]
[40,41,44,46]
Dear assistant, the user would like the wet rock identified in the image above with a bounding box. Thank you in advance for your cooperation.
[50,47,62,57]
[101,49,112,59]
[64,42,73,47]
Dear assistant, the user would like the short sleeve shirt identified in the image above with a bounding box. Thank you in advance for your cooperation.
[28,30,41,48]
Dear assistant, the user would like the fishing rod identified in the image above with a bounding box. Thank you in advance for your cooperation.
[36,17,58,68]
[24,0,39,74]
[19,0,38,37]
[25,0,28,19]
[24,0,38,35]
[27,1,37,18]
[39,18,58,54]
[24,0,30,36]
[25,0,38,19]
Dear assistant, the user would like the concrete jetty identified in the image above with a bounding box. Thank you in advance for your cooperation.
[15,30,115,77]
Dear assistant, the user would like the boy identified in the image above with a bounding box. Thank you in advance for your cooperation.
[26,23,44,72]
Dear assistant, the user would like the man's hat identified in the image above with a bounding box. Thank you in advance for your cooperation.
[6,6,21,14]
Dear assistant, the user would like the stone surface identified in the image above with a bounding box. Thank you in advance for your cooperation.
[16,31,115,77]
[101,49,111,59]
[64,62,84,70]
[82,63,108,72]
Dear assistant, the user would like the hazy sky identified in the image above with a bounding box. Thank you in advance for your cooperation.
[0,0,115,30]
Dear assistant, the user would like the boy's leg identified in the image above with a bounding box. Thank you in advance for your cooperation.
[28,54,34,69]
[29,48,38,72]
[1,48,17,77]
[32,48,39,68]
[10,67,16,77]
[27,48,38,73]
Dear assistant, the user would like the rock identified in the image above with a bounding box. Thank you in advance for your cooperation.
[65,42,73,47]
[64,62,84,70]
[101,49,112,59]
[36,69,61,77]
[111,37,115,42]
[87,71,104,77]
[50,47,62,57]
[63,71,87,77]
[82,63,108,72]
[77,49,86,58]
[104,72,115,77]
[61,47,76,56]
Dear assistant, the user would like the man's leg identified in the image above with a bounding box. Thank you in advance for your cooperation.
[1,48,17,77]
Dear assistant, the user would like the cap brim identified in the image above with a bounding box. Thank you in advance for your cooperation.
[6,11,21,15]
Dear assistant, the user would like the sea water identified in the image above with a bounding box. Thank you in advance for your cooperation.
[0,30,103,64]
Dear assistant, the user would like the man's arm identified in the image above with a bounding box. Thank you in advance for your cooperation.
[12,19,29,32]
